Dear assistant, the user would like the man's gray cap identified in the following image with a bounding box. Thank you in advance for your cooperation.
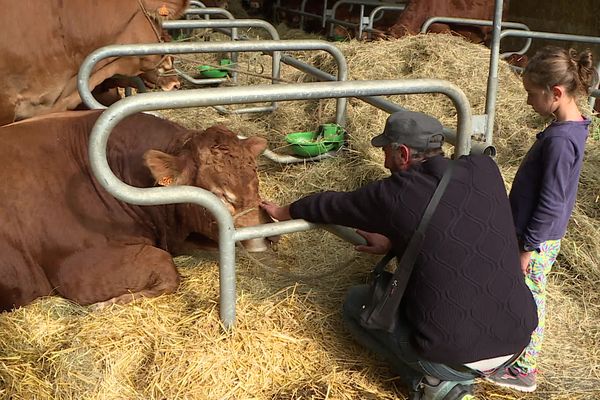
[371,110,445,150]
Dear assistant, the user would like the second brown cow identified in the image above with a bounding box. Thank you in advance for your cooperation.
[0,111,271,312]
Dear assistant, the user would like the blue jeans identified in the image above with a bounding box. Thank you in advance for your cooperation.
[343,285,480,391]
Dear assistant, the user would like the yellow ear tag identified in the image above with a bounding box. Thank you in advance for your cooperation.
[158,176,174,186]
[158,4,169,17]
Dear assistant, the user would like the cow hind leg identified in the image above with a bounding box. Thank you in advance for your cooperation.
[0,243,53,312]
[53,243,180,307]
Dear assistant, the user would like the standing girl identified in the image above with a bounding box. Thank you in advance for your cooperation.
[488,46,597,392]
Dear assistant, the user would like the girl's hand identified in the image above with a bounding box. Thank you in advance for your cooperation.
[260,201,292,221]
[520,251,533,275]
[354,230,391,255]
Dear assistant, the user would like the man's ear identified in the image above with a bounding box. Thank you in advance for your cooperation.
[399,144,411,166]
[143,149,192,186]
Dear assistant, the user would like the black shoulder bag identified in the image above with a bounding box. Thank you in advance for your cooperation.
[359,161,455,333]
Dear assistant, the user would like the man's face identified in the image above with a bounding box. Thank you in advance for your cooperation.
[382,143,410,172]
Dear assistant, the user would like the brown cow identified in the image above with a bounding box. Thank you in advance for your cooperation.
[0,0,189,126]
[0,110,270,311]
[385,0,509,44]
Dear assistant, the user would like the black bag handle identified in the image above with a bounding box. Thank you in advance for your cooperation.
[375,161,456,292]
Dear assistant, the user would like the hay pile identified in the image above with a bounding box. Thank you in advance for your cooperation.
[1,34,600,400]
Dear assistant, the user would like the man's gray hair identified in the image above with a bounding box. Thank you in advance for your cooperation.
[390,142,445,159]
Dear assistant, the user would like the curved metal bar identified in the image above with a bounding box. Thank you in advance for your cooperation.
[499,28,600,44]
[485,26,600,145]
[89,79,472,328]
[164,19,281,112]
[163,18,278,91]
[328,0,402,38]
[279,53,493,155]
[174,67,227,85]
[363,5,406,39]
[420,17,532,56]
[177,8,239,81]
[272,0,322,30]
[78,39,347,124]
[185,1,208,21]
[183,7,235,19]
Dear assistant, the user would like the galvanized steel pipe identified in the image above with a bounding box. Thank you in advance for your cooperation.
[363,5,406,38]
[78,40,347,125]
[485,20,600,145]
[88,79,472,328]
[328,0,391,38]
[279,54,493,155]
[420,17,532,57]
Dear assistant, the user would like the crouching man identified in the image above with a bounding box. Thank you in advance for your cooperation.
[261,111,537,400]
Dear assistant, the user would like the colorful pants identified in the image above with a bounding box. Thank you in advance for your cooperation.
[514,239,561,374]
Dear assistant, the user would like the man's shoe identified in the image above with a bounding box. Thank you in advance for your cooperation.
[485,366,537,392]
[421,380,475,400]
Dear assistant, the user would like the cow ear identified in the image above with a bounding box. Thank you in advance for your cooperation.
[244,137,268,158]
[142,0,189,20]
[143,149,192,186]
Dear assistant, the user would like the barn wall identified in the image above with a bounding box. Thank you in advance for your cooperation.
[506,0,600,59]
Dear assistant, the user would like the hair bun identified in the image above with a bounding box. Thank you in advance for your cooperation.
[576,49,594,70]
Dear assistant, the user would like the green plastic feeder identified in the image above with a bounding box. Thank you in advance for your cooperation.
[285,123,345,157]
[196,59,231,78]
[197,65,228,78]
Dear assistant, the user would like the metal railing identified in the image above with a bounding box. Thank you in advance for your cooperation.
[362,5,406,39]
[170,8,239,82]
[77,40,349,164]
[485,0,600,147]
[88,78,473,328]
[420,17,533,57]
[327,0,407,39]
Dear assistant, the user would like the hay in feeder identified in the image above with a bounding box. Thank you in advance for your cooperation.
[1,34,599,400]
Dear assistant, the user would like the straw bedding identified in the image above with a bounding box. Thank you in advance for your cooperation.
[1,27,599,400]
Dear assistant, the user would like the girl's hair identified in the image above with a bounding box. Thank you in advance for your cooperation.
[524,46,598,96]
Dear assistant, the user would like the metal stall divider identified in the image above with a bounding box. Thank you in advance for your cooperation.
[362,5,406,40]
[420,17,533,59]
[485,0,600,149]
[87,79,473,329]
[161,16,494,155]
[272,0,327,31]
[162,19,278,91]
[189,0,207,8]
[327,0,407,40]
[77,40,349,164]
[175,8,239,83]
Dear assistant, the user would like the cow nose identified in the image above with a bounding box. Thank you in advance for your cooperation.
[161,79,181,91]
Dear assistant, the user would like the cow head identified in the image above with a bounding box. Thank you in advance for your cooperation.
[139,56,181,91]
[143,126,272,252]
[142,0,190,20]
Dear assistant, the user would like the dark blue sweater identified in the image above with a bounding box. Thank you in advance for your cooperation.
[290,155,537,365]
[510,118,590,249]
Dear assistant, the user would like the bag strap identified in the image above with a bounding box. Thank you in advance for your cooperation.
[373,161,456,287]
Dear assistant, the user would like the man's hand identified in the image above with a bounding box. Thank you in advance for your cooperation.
[260,201,292,221]
[354,230,391,255]
[520,251,533,275]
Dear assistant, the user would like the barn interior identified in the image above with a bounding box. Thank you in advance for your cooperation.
[1,1,600,400]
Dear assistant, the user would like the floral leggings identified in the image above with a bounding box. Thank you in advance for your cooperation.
[514,239,561,374]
